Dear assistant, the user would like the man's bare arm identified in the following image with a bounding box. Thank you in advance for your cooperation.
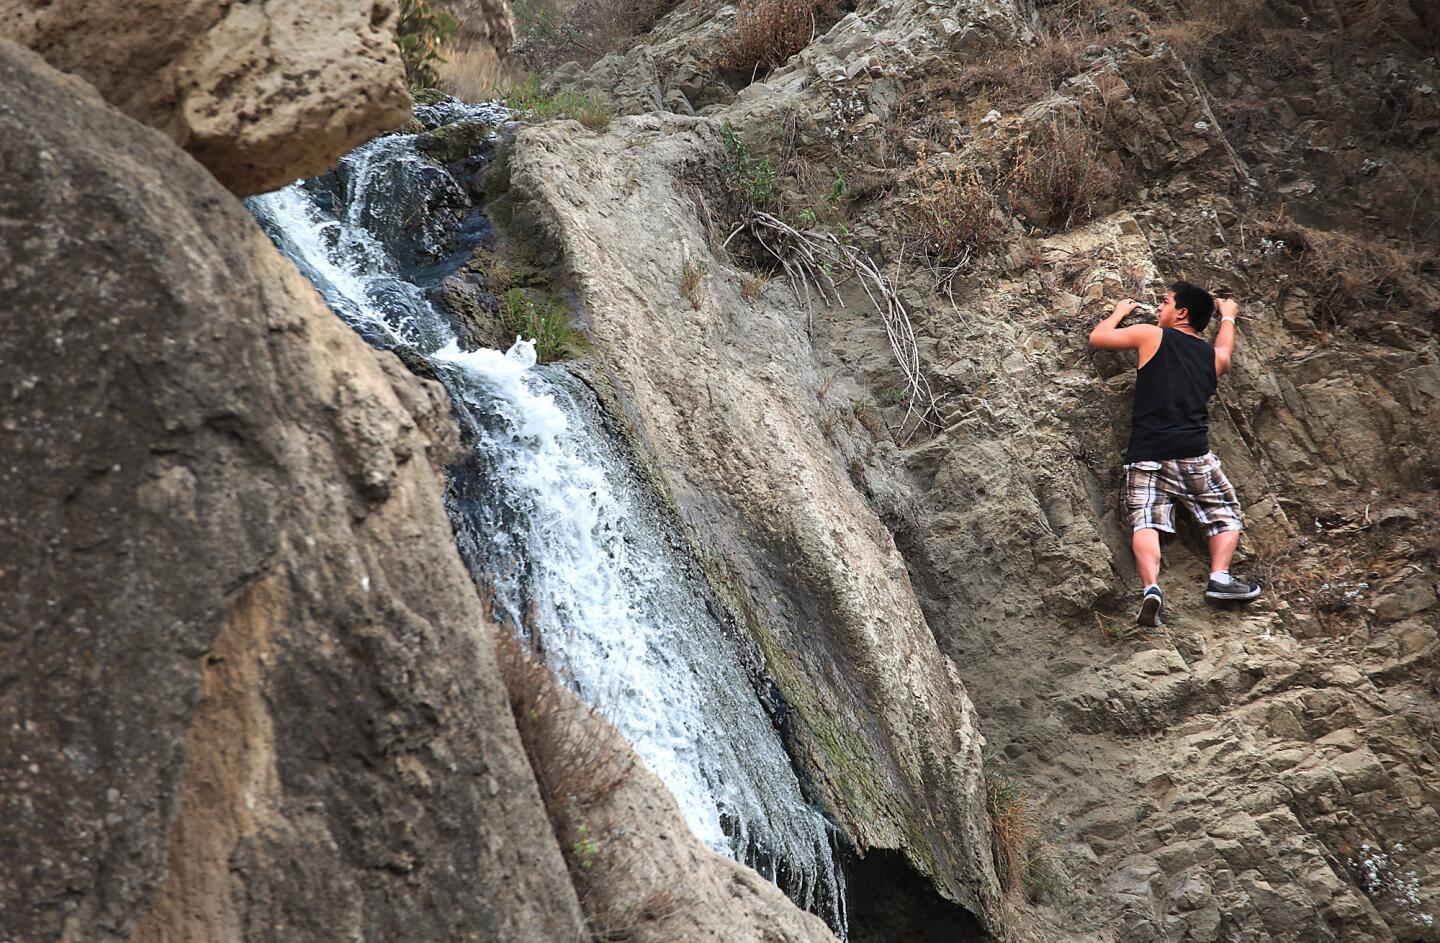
[1214,298,1238,375]
[1090,298,1159,351]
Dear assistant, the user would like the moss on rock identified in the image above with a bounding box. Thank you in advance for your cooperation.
[417,119,492,164]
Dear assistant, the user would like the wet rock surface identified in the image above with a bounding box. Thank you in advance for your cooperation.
[507,113,1006,933]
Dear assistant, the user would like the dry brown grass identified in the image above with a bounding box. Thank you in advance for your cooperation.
[985,768,1052,900]
[1253,214,1437,330]
[951,35,1089,114]
[1148,0,1266,56]
[436,42,506,101]
[740,273,769,301]
[680,256,707,309]
[721,0,841,76]
[906,153,1002,265]
[1002,111,1118,233]
[497,630,685,940]
[496,631,635,820]
[510,0,684,72]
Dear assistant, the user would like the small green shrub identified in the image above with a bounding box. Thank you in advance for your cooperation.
[571,820,599,870]
[721,121,779,214]
[396,0,462,90]
[500,287,588,363]
[502,74,614,130]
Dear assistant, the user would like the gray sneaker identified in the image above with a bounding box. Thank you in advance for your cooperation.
[1137,586,1164,627]
[1204,575,1262,602]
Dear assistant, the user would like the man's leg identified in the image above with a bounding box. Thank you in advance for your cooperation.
[1207,527,1239,575]
[1133,527,1162,587]
[1177,453,1262,602]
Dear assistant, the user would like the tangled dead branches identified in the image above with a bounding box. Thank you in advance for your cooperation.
[724,210,944,441]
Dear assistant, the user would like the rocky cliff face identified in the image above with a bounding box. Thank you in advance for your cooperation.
[4,0,1438,938]
[464,0,1440,938]
[504,113,1005,932]
[0,38,587,942]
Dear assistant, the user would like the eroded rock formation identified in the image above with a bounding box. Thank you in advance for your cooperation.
[505,112,1006,932]
[0,0,412,195]
[0,38,586,941]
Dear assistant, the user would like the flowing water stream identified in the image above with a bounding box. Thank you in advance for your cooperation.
[247,103,847,933]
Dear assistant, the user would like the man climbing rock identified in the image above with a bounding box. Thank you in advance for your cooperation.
[1089,281,1262,627]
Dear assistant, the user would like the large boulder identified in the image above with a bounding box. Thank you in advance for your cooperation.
[0,0,412,195]
[0,38,585,942]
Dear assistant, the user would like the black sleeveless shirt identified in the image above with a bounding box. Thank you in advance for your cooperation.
[1124,328,1217,463]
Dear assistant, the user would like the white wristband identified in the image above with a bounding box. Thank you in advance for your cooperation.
[1222,316,1236,323]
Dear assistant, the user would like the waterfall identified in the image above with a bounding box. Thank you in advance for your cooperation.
[247,104,847,933]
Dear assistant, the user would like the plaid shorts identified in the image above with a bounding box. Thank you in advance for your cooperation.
[1124,452,1243,537]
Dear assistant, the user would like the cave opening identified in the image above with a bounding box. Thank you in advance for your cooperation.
[845,849,992,943]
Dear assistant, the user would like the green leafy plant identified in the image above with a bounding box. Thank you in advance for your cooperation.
[571,820,599,870]
[500,287,588,363]
[501,74,614,130]
[721,121,778,213]
[396,0,462,90]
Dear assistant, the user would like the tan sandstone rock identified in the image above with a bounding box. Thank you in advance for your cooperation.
[1,0,412,195]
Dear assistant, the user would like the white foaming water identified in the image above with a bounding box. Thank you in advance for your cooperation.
[247,113,847,931]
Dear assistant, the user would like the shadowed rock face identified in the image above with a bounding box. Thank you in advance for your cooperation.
[0,38,585,942]
[0,0,412,195]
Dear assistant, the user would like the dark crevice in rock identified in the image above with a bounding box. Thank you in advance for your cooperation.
[845,849,991,943]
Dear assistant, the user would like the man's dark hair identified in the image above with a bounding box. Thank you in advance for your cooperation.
[1171,280,1215,332]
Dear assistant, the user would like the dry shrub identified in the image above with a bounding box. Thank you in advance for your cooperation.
[570,0,682,42]
[906,154,1002,265]
[511,0,683,71]
[1255,215,1437,330]
[680,255,707,309]
[436,42,505,101]
[953,35,1088,113]
[985,769,1054,901]
[495,631,695,940]
[1002,111,1117,233]
[740,273,769,301]
[722,0,840,76]
[494,630,635,832]
[1149,0,1266,58]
